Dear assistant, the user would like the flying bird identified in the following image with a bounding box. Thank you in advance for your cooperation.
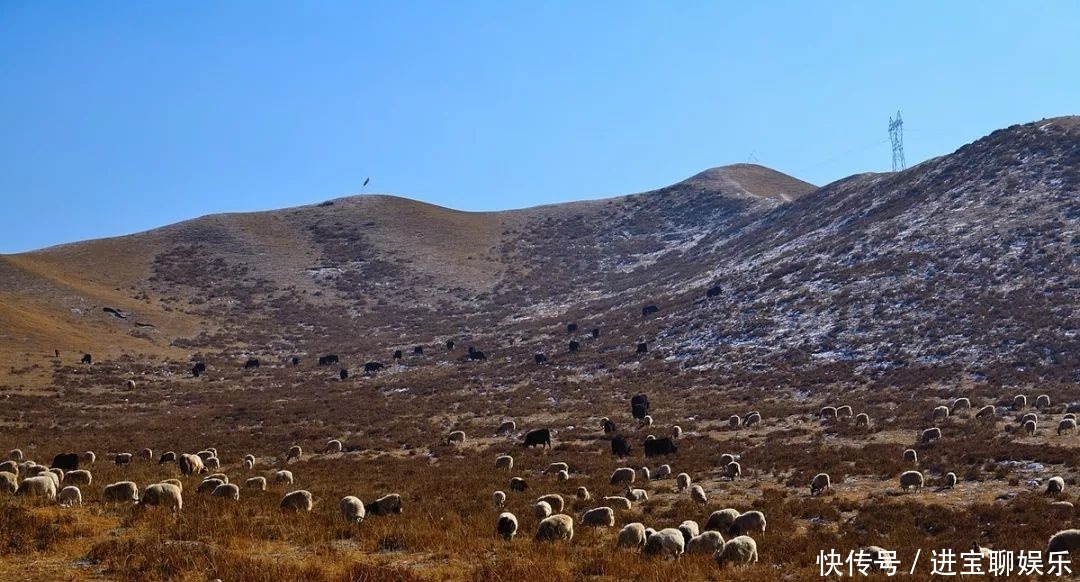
[363,177,370,187]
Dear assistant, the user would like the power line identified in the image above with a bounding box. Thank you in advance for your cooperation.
[889,110,906,171]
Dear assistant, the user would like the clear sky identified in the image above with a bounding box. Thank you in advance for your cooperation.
[1,2,1076,253]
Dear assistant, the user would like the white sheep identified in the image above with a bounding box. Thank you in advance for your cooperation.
[671,425,683,439]
[492,490,506,508]
[140,448,153,461]
[0,460,17,475]
[103,481,139,503]
[65,469,92,486]
[205,472,228,484]
[678,520,700,544]
[497,420,516,435]
[952,398,971,414]
[654,464,672,479]
[811,472,831,495]
[212,483,240,500]
[280,489,314,512]
[340,495,366,523]
[932,405,949,421]
[274,470,294,484]
[196,450,215,461]
[1047,476,1065,496]
[602,496,633,511]
[855,413,870,427]
[641,415,653,427]
[690,485,708,506]
[903,449,918,464]
[716,535,759,566]
[161,478,183,492]
[80,451,96,464]
[545,462,569,475]
[241,475,265,491]
[637,466,651,481]
[1019,412,1038,425]
[366,493,402,516]
[976,405,996,420]
[0,471,17,494]
[643,528,685,558]
[555,469,569,482]
[1023,419,1037,436]
[726,461,742,480]
[820,406,837,420]
[7,449,23,462]
[178,453,205,476]
[495,455,514,471]
[729,415,741,429]
[286,445,302,462]
[16,475,57,501]
[899,470,924,492]
[610,467,635,486]
[575,486,590,501]
[496,512,518,540]
[686,531,724,554]
[1037,394,1051,410]
[536,494,565,513]
[140,482,183,513]
[325,439,343,454]
[943,472,957,489]
[446,430,466,445]
[743,411,762,427]
[617,522,647,549]
[1058,418,1077,436]
[243,454,256,466]
[534,514,574,542]
[1046,529,1080,561]
[836,405,853,419]
[198,478,225,494]
[242,459,254,471]
[705,508,740,532]
[675,472,691,491]
[625,486,648,502]
[1013,395,1027,411]
[921,427,942,443]
[581,506,615,528]
[58,485,82,507]
[731,511,767,536]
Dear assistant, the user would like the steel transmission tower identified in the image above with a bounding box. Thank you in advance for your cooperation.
[889,110,906,171]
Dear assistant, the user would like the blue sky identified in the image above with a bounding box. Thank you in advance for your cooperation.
[1,2,1076,253]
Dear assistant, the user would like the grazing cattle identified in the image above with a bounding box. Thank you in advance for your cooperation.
[642,304,659,316]
[364,362,384,373]
[567,323,578,333]
[339,369,349,380]
[636,342,648,354]
[523,429,552,449]
[611,436,631,457]
[591,327,600,338]
[393,350,403,360]
[51,453,79,472]
[468,347,487,361]
[446,340,455,350]
[603,419,617,434]
[706,285,722,298]
[631,394,650,420]
[318,354,339,366]
[81,354,92,364]
[644,437,678,458]
[534,354,548,364]
[568,341,580,353]
[413,346,423,355]
[244,358,260,369]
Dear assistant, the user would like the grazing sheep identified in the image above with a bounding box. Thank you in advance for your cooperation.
[497,420,516,435]
[140,448,153,461]
[212,483,240,500]
[280,490,314,512]
[952,398,972,414]
[325,439,343,454]
[690,485,708,506]
[536,494,565,513]
[1051,502,1075,516]
[625,486,648,502]
[932,406,949,421]
[921,427,942,443]
[718,454,735,467]
[1024,419,1037,436]
[140,482,183,513]
[80,451,96,464]
[581,506,615,528]
[64,469,92,486]
[0,460,17,475]
[243,459,254,471]
[198,479,225,494]
[509,477,528,492]
[655,464,672,479]
[678,520,700,544]
[555,469,569,482]
[643,528,685,558]
[811,473,831,495]
[340,496,366,523]
[641,415,653,427]
[899,470,924,492]
[196,450,215,461]
[8,449,24,461]
[716,535,759,566]
[610,467,635,486]
[675,472,691,491]
[274,470,294,485]
[204,456,221,470]
[0,471,17,493]
[729,415,741,429]
[1059,418,1077,436]
[1047,476,1066,496]
[103,481,139,503]
[644,435,655,441]
[617,522,647,549]
[1013,395,1027,411]
[943,472,957,489]
[1065,413,1077,421]
[820,406,837,420]
[366,493,403,516]
[731,511,767,536]
[855,413,870,427]
[603,496,633,511]
[903,449,918,464]
[286,445,302,462]
[1045,529,1080,561]
[245,477,267,491]
[496,512,518,540]
[158,451,176,464]
[544,462,569,475]
[534,514,574,542]
[161,478,183,491]
[743,411,762,427]
[48,468,64,485]
[976,405,996,420]
[205,473,228,484]
[16,475,57,501]
[637,466,651,481]
[726,461,742,480]
[492,490,506,508]
[495,455,514,470]
[243,454,256,466]
[671,426,683,439]
[836,405,853,419]
[114,453,133,465]
[1020,412,1038,425]
[705,508,741,532]
[178,453,205,476]
[1037,394,1052,410]
[26,464,48,477]
[575,486,590,501]
[446,431,466,445]
[686,531,724,554]
[58,485,82,506]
